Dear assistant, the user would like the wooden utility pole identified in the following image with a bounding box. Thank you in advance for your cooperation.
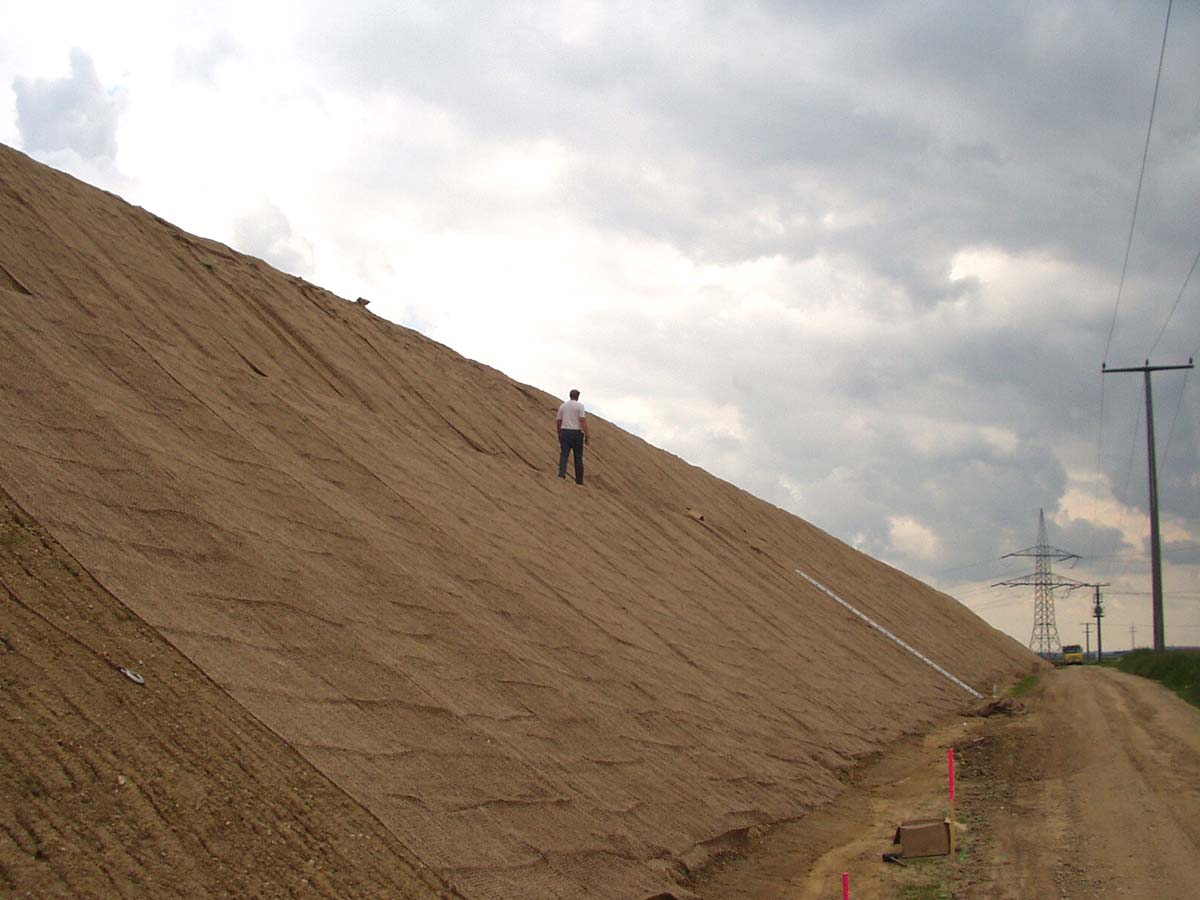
[1081,622,1093,660]
[1102,358,1193,651]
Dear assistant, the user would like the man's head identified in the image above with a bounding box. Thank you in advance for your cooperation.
[569,389,580,400]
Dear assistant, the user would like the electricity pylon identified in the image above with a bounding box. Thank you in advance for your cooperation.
[994,509,1090,658]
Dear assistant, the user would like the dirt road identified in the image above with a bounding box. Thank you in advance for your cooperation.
[694,666,1200,900]
[958,666,1200,900]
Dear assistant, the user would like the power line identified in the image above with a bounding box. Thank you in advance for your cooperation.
[939,557,1020,574]
[967,594,1028,613]
[1102,396,1145,582]
[1102,0,1174,362]
[1106,591,1200,599]
[1161,367,1191,463]
[1118,399,1143,508]
[1091,543,1200,562]
[1094,2,1175,565]
[955,584,1022,606]
[1090,382,1110,564]
[1148,242,1200,356]
[1150,234,1199,463]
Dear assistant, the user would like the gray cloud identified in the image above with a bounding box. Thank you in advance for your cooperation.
[307,1,1200,320]
[13,48,123,160]
[1162,539,1200,567]
[1106,370,1199,526]
[572,216,1186,590]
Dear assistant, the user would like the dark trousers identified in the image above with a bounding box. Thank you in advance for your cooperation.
[558,429,584,484]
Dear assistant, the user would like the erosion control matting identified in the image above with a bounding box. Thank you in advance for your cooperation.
[0,143,1042,899]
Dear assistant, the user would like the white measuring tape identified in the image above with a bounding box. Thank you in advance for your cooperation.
[795,569,982,699]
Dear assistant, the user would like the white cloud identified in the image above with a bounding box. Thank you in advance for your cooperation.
[232,202,315,276]
[173,32,240,82]
[465,138,569,197]
[888,515,942,563]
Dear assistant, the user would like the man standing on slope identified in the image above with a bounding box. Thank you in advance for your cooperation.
[556,389,589,485]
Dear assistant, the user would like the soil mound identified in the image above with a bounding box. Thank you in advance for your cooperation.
[0,144,1040,899]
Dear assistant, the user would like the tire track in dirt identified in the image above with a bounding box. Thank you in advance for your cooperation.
[957,668,1199,900]
[1068,671,1200,891]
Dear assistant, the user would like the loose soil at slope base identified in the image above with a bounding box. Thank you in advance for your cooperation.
[694,666,1200,900]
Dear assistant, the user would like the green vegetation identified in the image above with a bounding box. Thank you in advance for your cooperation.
[1118,649,1200,708]
[897,883,952,900]
[1011,673,1039,697]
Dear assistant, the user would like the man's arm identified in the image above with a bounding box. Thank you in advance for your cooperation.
[581,415,589,444]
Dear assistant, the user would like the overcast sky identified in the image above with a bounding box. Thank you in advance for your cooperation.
[4,1,1198,651]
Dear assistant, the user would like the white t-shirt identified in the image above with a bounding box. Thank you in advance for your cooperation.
[557,399,586,430]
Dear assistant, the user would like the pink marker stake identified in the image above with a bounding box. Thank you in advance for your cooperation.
[842,871,849,900]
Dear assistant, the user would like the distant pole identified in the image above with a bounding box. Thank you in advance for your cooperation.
[1130,624,1137,650]
[1081,622,1092,660]
[1093,585,1105,663]
[1144,366,1164,649]
[1102,358,1193,651]
[947,748,957,860]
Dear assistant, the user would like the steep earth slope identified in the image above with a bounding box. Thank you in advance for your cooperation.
[0,144,1041,899]
[0,488,457,899]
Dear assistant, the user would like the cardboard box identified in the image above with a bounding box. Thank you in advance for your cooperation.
[892,818,950,858]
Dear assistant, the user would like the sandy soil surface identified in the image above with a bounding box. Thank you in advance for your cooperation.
[0,489,457,899]
[0,142,1042,898]
[693,666,1200,900]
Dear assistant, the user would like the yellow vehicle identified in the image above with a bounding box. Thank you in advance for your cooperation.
[1062,644,1084,665]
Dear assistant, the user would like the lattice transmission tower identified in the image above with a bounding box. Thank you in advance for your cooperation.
[993,509,1089,658]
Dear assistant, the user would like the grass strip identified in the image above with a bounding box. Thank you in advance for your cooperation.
[1117,649,1200,707]
[1011,674,1039,697]
[897,884,951,900]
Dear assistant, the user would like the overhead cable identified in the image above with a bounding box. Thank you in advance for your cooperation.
[1089,1,1175,564]
[1148,242,1200,357]
[1102,0,1174,363]
[1160,368,1191,463]
[1101,400,1145,583]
